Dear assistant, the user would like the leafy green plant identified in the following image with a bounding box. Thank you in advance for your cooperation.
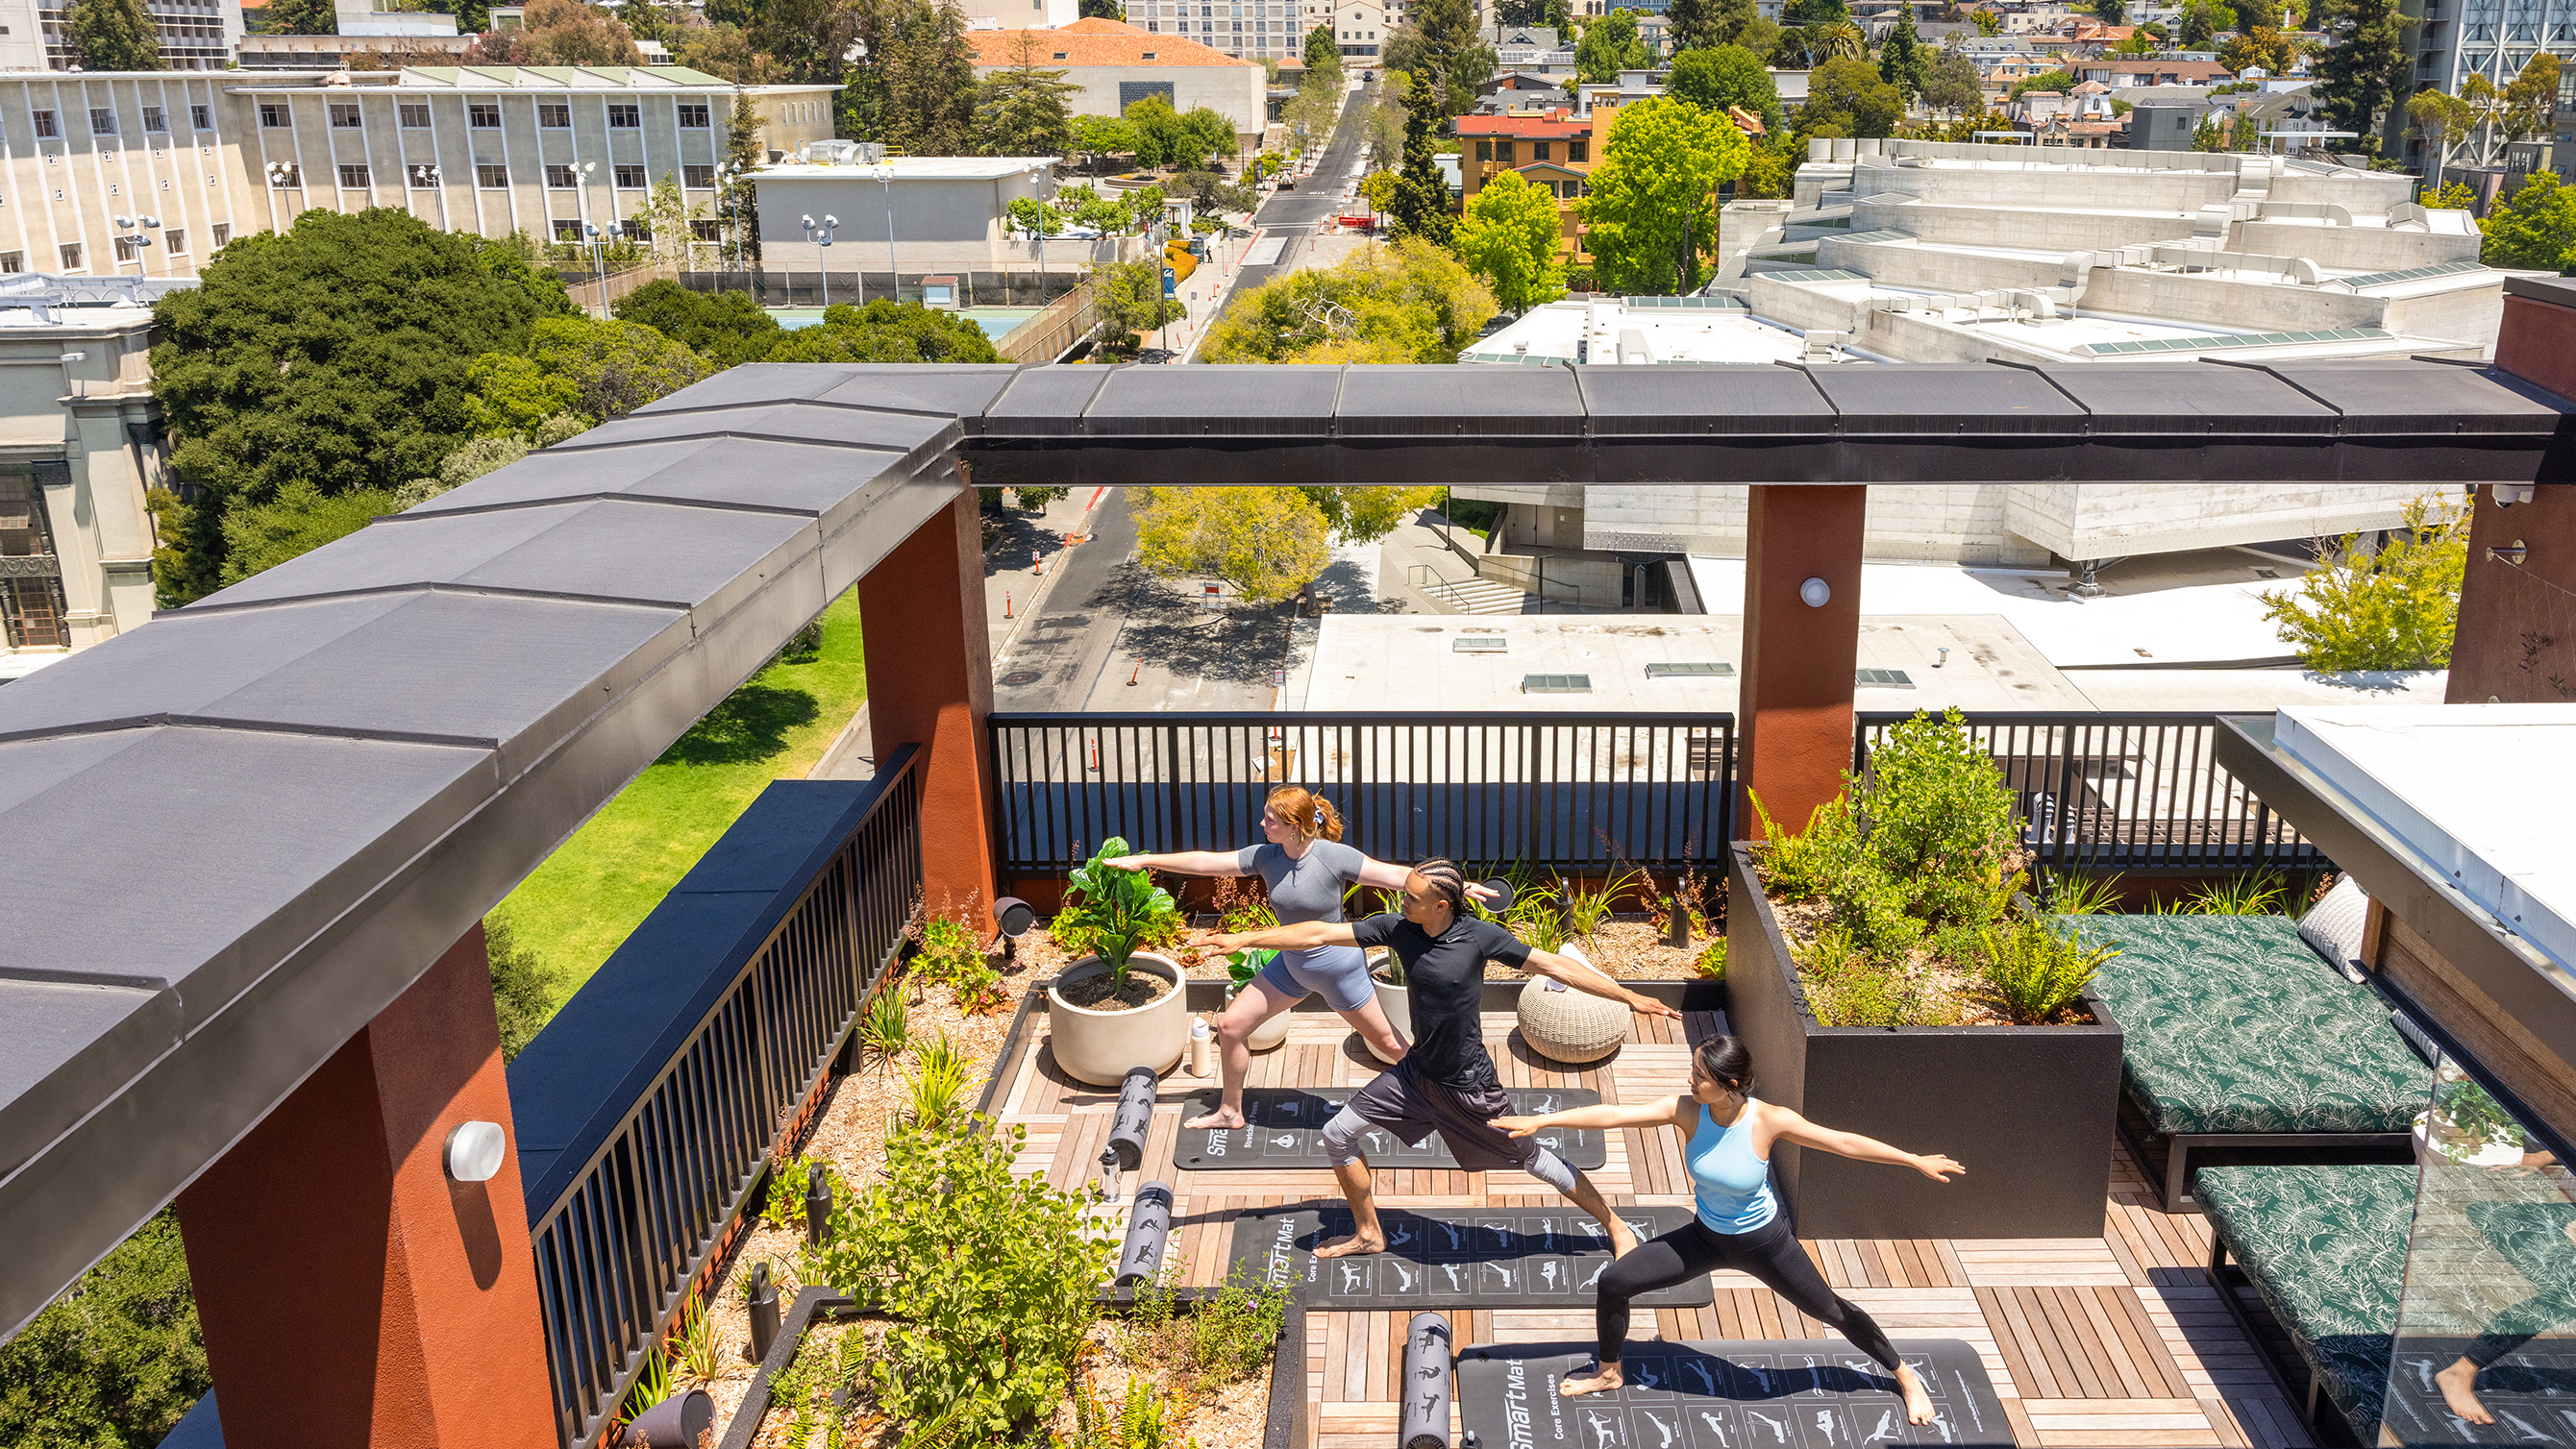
[1693,938,1727,980]
[1747,788,1865,905]
[1980,918,2116,1023]
[2258,492,2467,672]
[1211,873,1279,934]
[1186,1267,1292,1384]
[675,1286,721,1383]
[1058,1375,1182,1449]
[1857,708,2022,928]
[2040,872,2124,916]
[805,1117,1102,1444]
[623,1341,673,1419]
[0,1209,209,1449]
[1059,837,1183,988]
[861,987,911,1069]
[906,1033,972,1128]
[763,1154,830,1233]
[1226,946,1279,1002]
[1561,867,1644,939]
[2186,871,2287,916]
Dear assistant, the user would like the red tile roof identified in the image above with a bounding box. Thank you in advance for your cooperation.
[966,18,1259,68]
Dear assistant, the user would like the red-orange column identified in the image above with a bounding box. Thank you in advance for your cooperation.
[859,485,1000,928]
[177,925,555,1449]
[2448,289,2576,704]
[1735,485,1867,841]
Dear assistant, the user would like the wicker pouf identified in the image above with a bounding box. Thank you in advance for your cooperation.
[1514,946,1629,1065]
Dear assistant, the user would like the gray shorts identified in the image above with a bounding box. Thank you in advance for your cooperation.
[1342,1059,1541,1175]
[1253,943,1375,1013]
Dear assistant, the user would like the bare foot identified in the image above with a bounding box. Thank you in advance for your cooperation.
[1896,1364,1938,1426]
[1562,1363,1625,1397]
[2437,1358,2495,1425]
[1183,1105,1246,1130]
[1314,1232,1386,1259]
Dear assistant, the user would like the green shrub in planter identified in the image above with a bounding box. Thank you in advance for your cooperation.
[805,1117,1100,1444]
[1057,838,1183,991]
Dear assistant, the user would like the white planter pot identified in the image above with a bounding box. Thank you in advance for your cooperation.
[1048,952,1190,1088]
[1367,949,1407,1064]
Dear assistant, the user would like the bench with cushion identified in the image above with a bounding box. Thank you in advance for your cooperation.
[2074,913,2433,1210]
[2199,1163,2417,1446]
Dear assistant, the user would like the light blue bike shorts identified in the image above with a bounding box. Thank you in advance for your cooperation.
[1252,943,1376,1013]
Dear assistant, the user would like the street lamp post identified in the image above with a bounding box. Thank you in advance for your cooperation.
[569,160,608,306]
[409,163,443,228]
[110,214,158,275]
[875,162,898,305]
[801,212,839,308]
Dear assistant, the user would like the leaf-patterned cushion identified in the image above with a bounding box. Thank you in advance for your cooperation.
[2073,914,2433,1137]
[2200,1163,2418,1437]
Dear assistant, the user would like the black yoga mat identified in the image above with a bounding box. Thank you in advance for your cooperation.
[1227,1204,1714,1308]
[1176,1088,1605,1171]
[1453,1338,2011,1449]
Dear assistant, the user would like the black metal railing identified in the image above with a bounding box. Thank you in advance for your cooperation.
[1855,712,2324,873]
[991,710,2324,877]
[990,711,1738,874]
[510,747,923,1449]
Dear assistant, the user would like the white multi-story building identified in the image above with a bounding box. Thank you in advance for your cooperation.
[0,65,835,281]
[2394,0,2576,160]
[0,0,244,71]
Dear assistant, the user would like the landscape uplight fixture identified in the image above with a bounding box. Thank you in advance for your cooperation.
[2493,483,2537,507]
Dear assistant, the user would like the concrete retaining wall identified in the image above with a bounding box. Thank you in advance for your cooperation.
[2233,220,2483,271]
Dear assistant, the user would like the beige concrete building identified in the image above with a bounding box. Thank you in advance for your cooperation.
[0,66,836,282]
[751,151,1138,277]
[968,19,1269,144]
[0,276,171,673]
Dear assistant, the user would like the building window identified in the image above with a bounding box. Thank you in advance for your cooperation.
[614,163,645,187]
[0,251,18,273]
[211,222,230,246]
[58,241,82,270]
[607,103,640,127]
[88,108,114,135]
[141,106,166,133]
[678,103,709,127]
[691,218,722,240]
[190,104,211,130]
[537,102,571,128]
[469,103,501,128]
[330,102,361,128]
[682,162,715,187]
[338,163,369,187]
[30,110,54,138]
[553,218,582,240]
[546,163,578,188]
[1475,138,1491,159]
[477,162,508,187]
[621,218,650,240]
[399,102,431,128]
[163,228,186,255]
[1533,140,1549,160]
[113,235,138,262]
[268,162,301,187]
[260,102,290,129]
[1569,139,1586,161]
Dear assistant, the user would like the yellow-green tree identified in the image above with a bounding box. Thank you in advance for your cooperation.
[2258,492,2467,672]
[1201,237,1495,363]
[1135,487,1332,604]
[1453,168,1568,314]
[1574,97,1747,294]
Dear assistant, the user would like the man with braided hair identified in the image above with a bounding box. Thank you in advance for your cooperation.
[1212,859,1680,1260]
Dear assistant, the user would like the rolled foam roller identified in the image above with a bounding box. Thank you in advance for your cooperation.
[1399,1313,1453,1449]
[1101,1064,1158,1173]
[1114,1180,1173,1286]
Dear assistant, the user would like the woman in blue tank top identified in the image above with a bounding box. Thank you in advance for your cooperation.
[1496,1034,1964,1427]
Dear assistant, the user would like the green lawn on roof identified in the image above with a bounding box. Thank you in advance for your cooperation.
[492,586,868,1005]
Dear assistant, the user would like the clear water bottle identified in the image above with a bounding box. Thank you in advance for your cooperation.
[1189,1016,1213,1077]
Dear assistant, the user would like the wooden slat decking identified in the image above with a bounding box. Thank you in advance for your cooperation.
[1003,1010,2322,1449]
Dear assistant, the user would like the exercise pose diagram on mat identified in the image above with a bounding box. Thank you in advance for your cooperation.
[1210,858,1680,1261]
[1106,786,1490,1132]
[1496,1034,1966,1424]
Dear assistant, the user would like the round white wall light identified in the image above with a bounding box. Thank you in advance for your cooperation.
[1798,577,1831,608]
[445,1120,507,1183]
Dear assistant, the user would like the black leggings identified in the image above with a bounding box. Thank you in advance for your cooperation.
[1596,1215,1900,1371]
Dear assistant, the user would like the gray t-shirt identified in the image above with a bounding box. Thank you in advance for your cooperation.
[1237,839,1369,924]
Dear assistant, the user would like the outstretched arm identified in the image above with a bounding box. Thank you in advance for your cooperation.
[1771,1108,1964,1182]
[1495,1093,1695,1138]
[1211,920,1360,952]
[1521,946,1684,1021]
[1351,854,1499,901]
[1105,850,1246,877]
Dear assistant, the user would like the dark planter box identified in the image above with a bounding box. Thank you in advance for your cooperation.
[1723,845,2121,1240]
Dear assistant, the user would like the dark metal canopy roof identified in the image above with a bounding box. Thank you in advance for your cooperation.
[1,357,2568,1340]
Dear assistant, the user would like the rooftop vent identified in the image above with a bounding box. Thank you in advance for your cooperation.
[1453,636,1509,652]
[1855,668,1915,689]
[1645,662,1734,677]
[1523,674,1592,694]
